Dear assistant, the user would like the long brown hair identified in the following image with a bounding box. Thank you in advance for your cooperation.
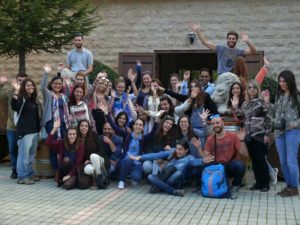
[18,78,38,101]
[232,56,249,81]
[154,116,175,144]
[189,79,206,108]
[64,126,81,152]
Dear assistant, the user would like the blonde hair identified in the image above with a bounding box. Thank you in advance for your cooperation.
[245,79,261,101]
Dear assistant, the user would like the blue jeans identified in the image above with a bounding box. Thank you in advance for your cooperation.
[45,120,66,170]
[148,170,184,194]
[119,158,142,183]
[7,130,18,170]
[275,129,300,187]
[224,160,245,187]
[17,133,39,179]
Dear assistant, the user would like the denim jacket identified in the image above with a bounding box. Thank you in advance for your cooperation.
[140,149,204,174]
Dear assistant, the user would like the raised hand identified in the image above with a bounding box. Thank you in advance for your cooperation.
[191,137,201,149]
[53,119,61,129]
[230,95,239,108]
[43,64,52,73]
[11,80,20,91]
[261,89,270,105]
[63,77,71,86]
[110,89,116,99]
[57,63,64,72]
[97,72,107,80]
[263,56,270,67]
[190,23,201,32]
[127,68,137,82]
[199,109,211,121]
[203,154,215,164]
[240,32,249,42]
[98,101,108,114]
[135,104,144,114]
[0,73,8,85]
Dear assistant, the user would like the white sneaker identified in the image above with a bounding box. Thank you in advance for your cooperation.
[270,168,278,186]
[117,181,125,190]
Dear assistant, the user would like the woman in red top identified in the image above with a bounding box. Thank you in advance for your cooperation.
[46,119,84,189]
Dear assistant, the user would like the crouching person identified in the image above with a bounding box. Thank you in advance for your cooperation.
[130,140,214,197]
[77,119,110,189]
[46,119,84,189]
[204,115,246,199]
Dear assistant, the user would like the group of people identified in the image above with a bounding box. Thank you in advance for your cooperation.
[0,24,299,199]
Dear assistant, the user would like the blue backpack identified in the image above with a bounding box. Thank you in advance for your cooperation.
[201,163,230,198]
[201,135,231,198]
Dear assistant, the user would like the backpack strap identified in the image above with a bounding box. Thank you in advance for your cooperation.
[15,97,26,125]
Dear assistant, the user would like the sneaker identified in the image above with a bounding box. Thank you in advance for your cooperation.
[131,180,138,186]
[117,181,125,190]
[281,187,299,197]
[24,178,35,185]
[231,186,240,199]
[17,178,26,184]
[249,184,260,191]
[10,169,18,179]
[270,168,278,186]
[173,189,184,197]
[29,176,40,182]
[276,186,289,196]
[260,186,270,192]
[149,185,160,193]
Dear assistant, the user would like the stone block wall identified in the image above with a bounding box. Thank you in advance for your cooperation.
[1,0,300,85]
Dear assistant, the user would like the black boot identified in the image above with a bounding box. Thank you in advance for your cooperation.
[10,169,18,179]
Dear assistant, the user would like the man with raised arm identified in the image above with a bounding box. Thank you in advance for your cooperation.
[191,23,256,75]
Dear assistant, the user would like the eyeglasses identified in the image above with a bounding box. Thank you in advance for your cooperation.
[209,114,221,120]
[248,86,258,90]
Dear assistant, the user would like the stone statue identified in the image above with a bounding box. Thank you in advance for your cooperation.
[211,72,240,114]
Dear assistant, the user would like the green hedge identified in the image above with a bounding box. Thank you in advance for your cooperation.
[250,73,278,103]
[88,60,119,84]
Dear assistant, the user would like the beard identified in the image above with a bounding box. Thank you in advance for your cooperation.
[213,126,223,134]
[227,41,237,48]
[75,43,82,49]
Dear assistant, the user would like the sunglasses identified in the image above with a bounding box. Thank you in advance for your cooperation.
[248,85,258,89]
[209,114,221,120]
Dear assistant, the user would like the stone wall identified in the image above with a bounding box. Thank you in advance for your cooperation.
[1,0,300,85]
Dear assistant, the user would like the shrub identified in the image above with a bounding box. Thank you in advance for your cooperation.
[88,60,119,84]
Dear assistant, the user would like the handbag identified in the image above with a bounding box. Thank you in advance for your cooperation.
[157,164,177,181]
[95,166,110,189]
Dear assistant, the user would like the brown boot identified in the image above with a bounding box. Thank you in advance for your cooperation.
[281,187,299,197]
[276,186,289,196]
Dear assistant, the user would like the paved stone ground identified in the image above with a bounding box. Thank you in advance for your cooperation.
[0,164,299,225]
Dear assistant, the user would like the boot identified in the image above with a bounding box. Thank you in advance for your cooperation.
[281,187,299,197]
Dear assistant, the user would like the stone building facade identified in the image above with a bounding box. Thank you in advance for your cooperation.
[1,0,300,84]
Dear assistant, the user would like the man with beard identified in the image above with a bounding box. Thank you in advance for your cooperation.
[66,33,93,76]
[204,115,246,199]
[191,23,256,75]
[99,122,123,176]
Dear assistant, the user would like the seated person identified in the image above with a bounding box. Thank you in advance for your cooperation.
[204,115,246,199]
[130,140,213,197]
[46,119,84,190]
[99,122,123,175]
